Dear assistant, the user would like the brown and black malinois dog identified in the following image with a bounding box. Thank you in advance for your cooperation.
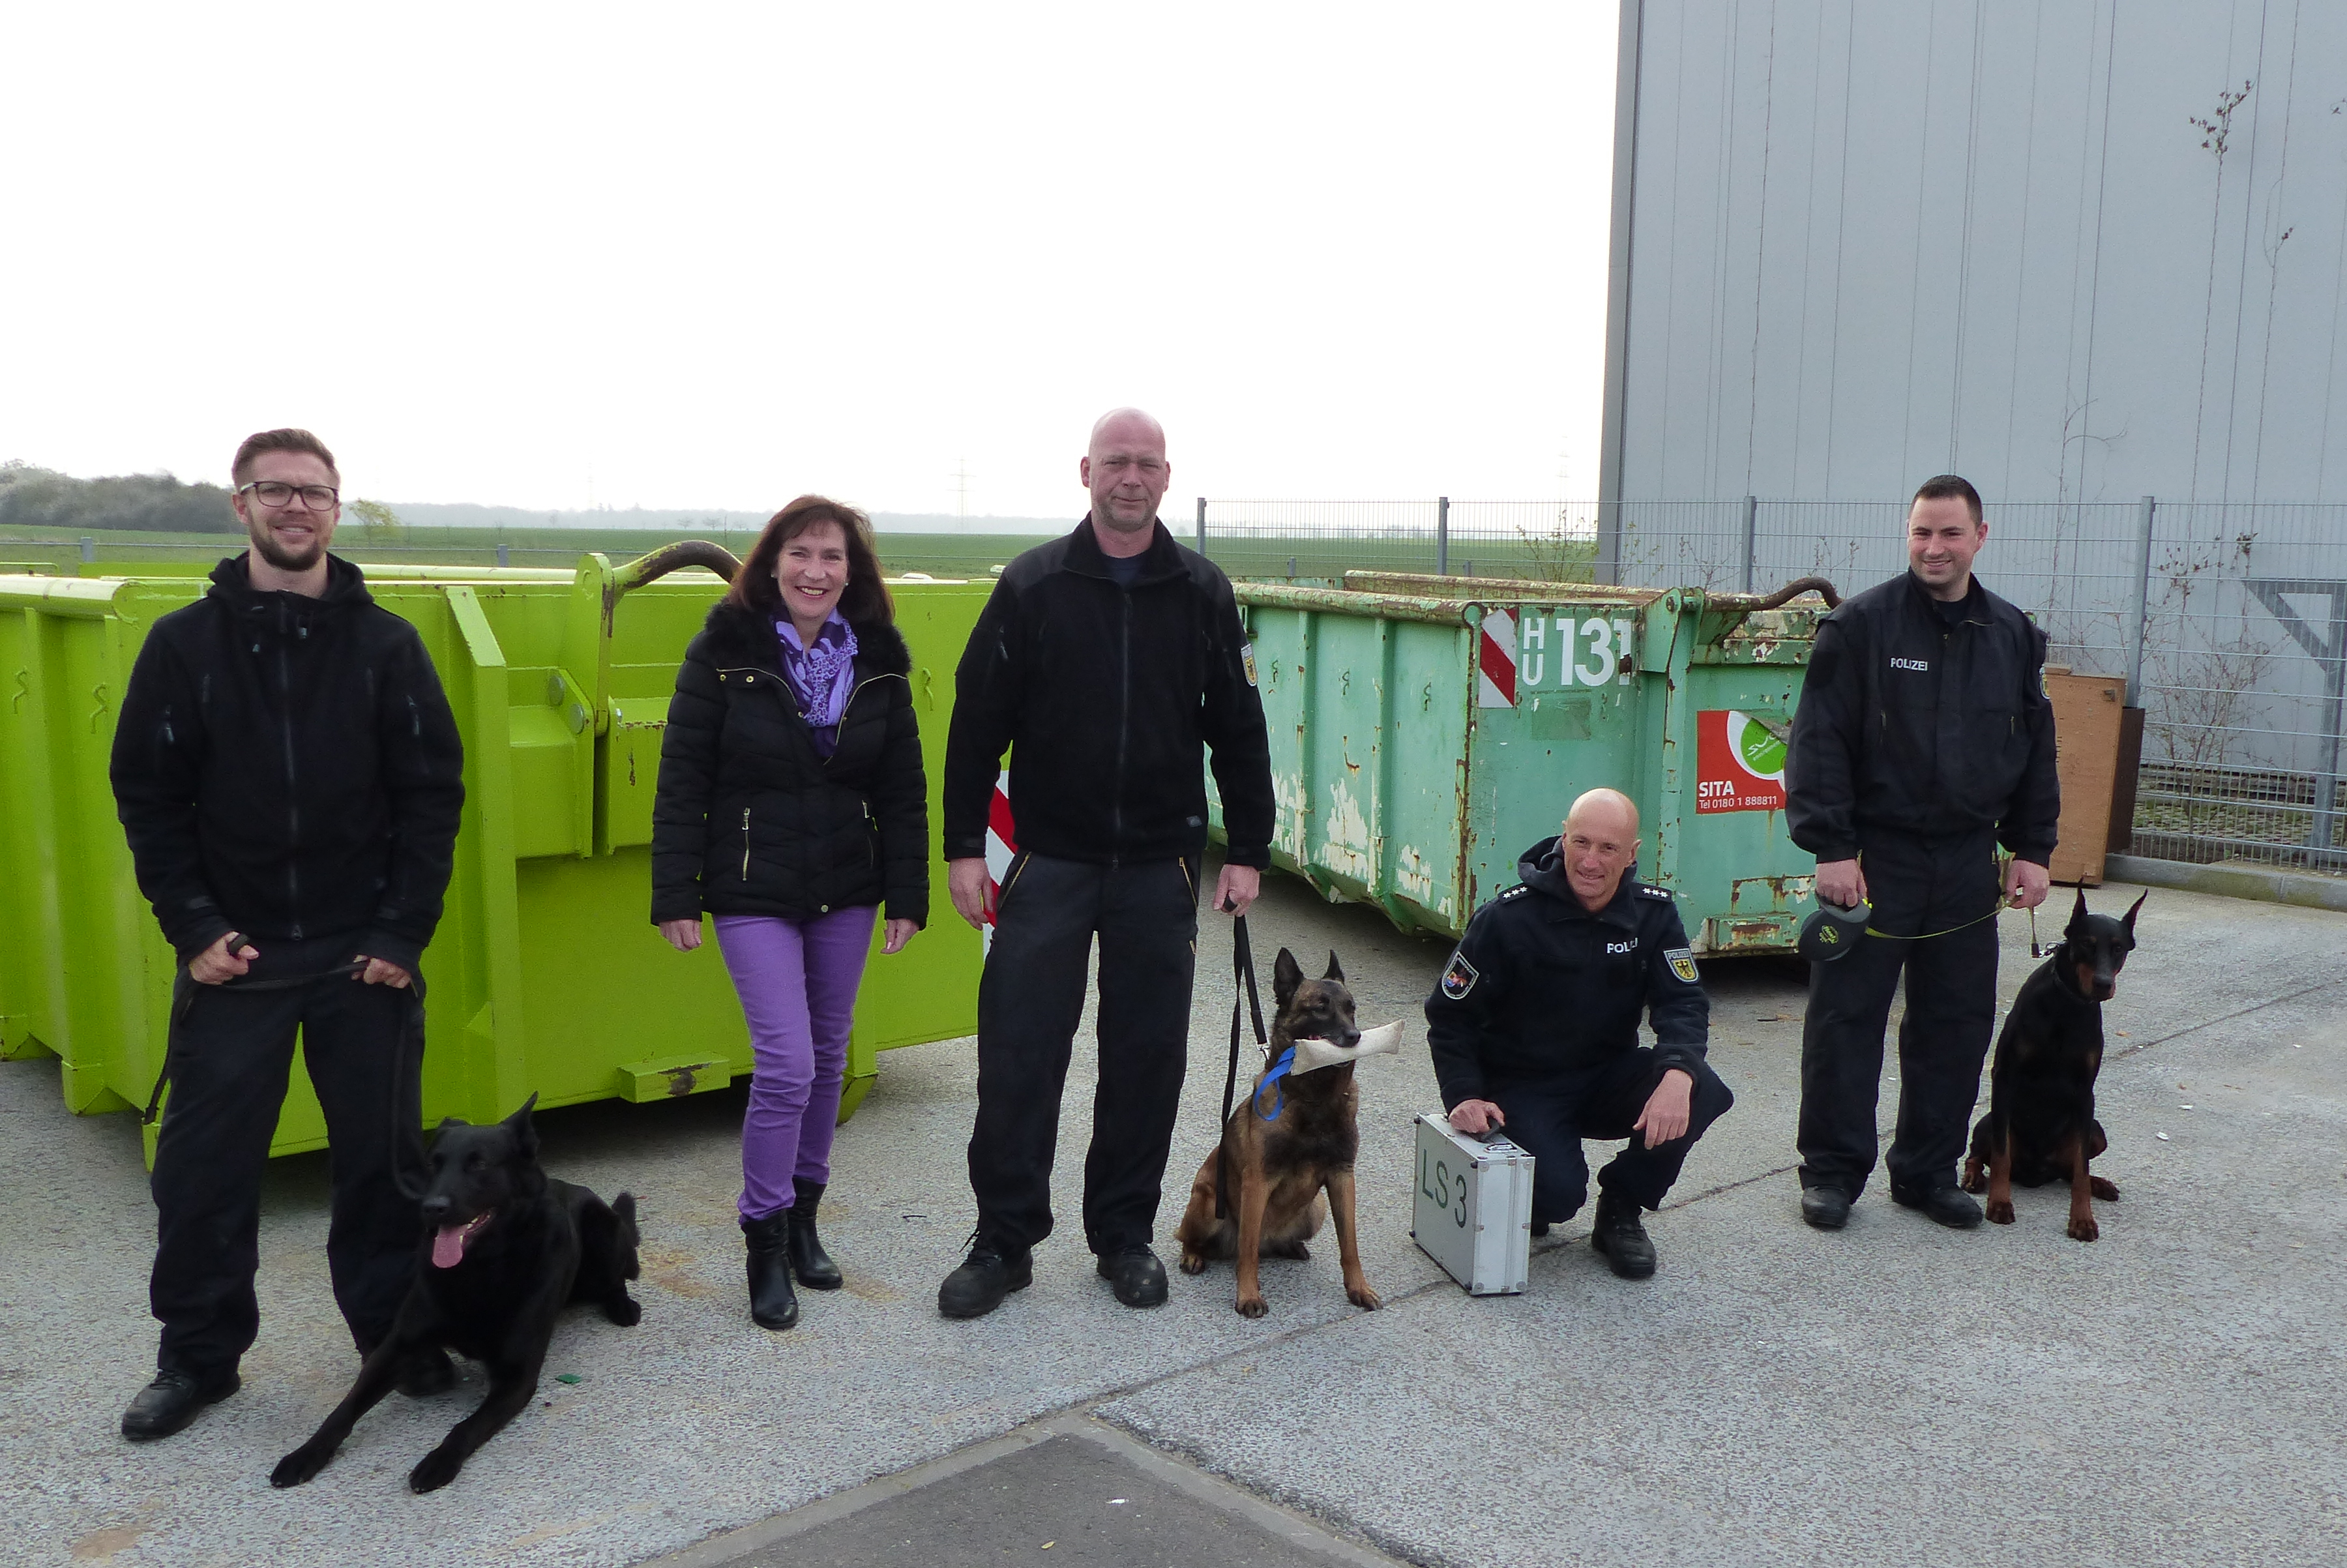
[1176,949,1381,1318]
[1961,890,2144,1242]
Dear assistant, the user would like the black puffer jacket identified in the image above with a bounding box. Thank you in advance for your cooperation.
[109,554,465,971]
[650,600,927,927]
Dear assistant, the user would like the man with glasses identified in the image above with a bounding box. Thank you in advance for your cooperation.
[109,428,465,1440]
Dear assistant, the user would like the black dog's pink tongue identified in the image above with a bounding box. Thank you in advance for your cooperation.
[432,1224,470,1269]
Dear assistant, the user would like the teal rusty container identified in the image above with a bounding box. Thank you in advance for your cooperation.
[0,549,988,1162]
[1208,570,1831,953]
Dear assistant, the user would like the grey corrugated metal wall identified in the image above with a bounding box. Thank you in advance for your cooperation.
[1599,0,2347,506]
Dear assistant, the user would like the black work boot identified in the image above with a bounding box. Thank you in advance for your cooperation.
[741,1212,800,1331]
[121,1368,241,1441]
[938,1236,1033,1320]
[788,1179,843,1291]
[1893,1183,1984,1230]
[1095,1245,1169,1308]
[1589,1192,1658,1279]
[1800,1183,1852,1230]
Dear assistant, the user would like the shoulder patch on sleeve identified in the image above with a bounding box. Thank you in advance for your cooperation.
[1241,642,1258,687]
[1664,947,1699,983]
[1440,949,1479,999]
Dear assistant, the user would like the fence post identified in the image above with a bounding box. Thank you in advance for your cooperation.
[1739,495,1758,593]
[496,542,510,569]
[1595,502,1622,585]
[78,537,95,564]
[2125,496,2155,699]
[1437,496,1450,576]
[1195,496,1206,552]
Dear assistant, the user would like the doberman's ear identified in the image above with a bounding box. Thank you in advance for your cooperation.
[1323,949,1344,982]
[2071,886,2090,922]
[2122,891,2146,936]
[1273,947,1304,1006]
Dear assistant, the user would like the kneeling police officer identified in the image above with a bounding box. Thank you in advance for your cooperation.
[1425,788,1733,1278]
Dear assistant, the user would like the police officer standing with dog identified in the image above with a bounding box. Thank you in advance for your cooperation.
[109,429,465,1439]
[1426,788,1733,1278]
[937,407,1274,1318]
[1788,475,2058,1232]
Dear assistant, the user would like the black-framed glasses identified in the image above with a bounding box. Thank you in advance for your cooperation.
[237,481,340,510]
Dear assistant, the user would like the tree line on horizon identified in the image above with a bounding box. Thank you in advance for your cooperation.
[0,461,243,535]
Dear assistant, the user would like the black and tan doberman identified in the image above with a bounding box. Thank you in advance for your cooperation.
[1962,890,2144,1242]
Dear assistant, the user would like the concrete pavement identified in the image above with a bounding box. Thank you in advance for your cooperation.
[3,870,2340,1566]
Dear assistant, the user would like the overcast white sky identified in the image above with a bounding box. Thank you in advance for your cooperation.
[3,3,1617,520]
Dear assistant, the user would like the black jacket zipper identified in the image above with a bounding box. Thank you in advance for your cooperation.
[1111,587,1132,857]
[277,628,303,939]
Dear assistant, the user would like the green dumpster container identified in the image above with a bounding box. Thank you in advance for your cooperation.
[1207,570,1829,953]
[0,550,988,1162]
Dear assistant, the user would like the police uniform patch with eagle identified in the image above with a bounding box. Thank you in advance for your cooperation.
[1440,950,1479,999]
[1664,947,1698,983]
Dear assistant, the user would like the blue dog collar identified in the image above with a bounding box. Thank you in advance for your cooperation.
[1253,1046,1297,1121]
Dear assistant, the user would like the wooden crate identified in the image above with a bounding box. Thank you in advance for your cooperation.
[2045,668,2128,885]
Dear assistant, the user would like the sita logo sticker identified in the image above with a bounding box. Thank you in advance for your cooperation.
[1695,709,1788,814]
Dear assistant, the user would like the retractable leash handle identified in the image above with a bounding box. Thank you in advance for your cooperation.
[1213,913,1267,1220]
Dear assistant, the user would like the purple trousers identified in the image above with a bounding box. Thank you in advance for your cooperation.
[714,908,876,1221]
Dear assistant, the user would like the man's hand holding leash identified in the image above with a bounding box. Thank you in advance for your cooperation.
[1214,863,1260,918]
[1815,857,1868,910]
[188,931,260,985]
[2003,857,2050,910]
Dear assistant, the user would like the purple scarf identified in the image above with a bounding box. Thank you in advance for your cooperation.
[776,613,859,754]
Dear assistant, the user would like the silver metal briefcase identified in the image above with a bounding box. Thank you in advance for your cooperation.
[1411,1112,1533,1295]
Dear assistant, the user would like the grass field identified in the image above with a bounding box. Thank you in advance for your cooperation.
[0,520,1600,585]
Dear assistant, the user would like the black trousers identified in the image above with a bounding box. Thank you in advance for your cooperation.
[149,932,426,1377]
[967,853,1200,1256]
[1797,828,2001,1200]
[1490,1050,1735,1222]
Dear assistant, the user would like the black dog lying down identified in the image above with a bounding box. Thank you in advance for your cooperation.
[273,1095,641,1493]
[1962,890,2144,1243]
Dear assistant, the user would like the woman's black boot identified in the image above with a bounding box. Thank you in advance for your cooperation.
[741,1212,799,1330]
[788,1179,843,1290]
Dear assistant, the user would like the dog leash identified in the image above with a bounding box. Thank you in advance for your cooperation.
[1213,913,1267,1220]
[1861,907,2003,943]
[144,949,435,1200]
[141,949,369,1124]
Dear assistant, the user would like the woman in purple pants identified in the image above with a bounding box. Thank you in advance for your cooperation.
[650,496,926,1330]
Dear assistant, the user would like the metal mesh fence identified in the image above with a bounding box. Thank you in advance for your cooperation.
[9,497,2341,875]
[1194,496,2347,876]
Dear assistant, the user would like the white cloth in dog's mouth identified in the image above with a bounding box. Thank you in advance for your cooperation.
[430,1211,492,1269]
[1286,1020,1404,1076]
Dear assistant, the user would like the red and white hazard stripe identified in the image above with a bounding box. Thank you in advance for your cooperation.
[1477,608,1517,708]
[983,769,1016,948]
